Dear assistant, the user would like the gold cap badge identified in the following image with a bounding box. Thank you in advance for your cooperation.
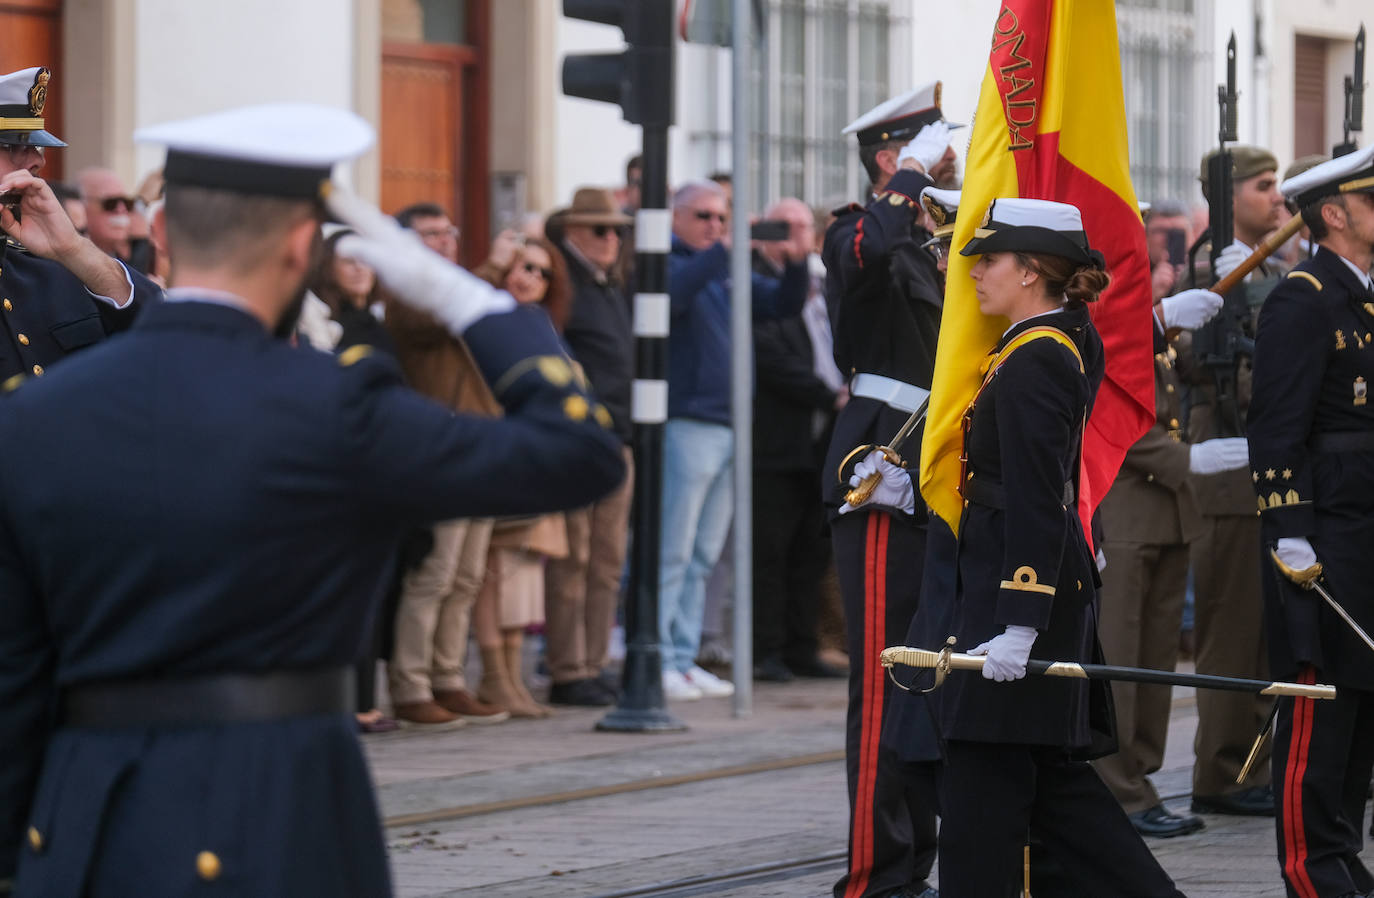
[28,68,49,117]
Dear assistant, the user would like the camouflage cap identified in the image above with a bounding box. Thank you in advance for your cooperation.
[1199,144,1279,196]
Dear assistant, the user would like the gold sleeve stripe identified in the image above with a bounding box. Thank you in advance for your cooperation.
[1000,565,1057,595]
[1286,271,1322,291]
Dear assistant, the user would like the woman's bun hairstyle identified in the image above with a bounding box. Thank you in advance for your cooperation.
[1064,266,1111,305]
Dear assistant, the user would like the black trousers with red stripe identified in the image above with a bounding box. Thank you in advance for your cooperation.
[831,508,938,898]
[1273,670,1374,898]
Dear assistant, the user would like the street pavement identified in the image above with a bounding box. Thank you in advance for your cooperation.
[365,668,1369,897]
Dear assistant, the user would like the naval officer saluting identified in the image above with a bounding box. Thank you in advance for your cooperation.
[0,104,625,898]
[0,66,160,385]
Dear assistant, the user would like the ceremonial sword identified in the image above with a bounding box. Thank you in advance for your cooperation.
[880,637,1336,700]
[1234,550,1374,783]
[838,396,930,507]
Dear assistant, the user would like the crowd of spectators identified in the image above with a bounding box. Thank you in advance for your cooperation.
[44,146,1316,751]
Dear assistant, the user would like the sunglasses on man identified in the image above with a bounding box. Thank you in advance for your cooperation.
[693,210,727,224]
[591,224,625,239]
[99,196,138,213]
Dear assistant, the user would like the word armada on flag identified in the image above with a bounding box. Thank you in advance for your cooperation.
[919,0,1156,539]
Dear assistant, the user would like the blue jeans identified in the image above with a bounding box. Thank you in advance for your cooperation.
[658,418,734,673]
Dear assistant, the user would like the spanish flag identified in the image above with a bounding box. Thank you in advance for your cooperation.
[919,0,1154,538]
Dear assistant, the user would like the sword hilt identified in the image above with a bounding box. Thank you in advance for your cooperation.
[842,445,904,507]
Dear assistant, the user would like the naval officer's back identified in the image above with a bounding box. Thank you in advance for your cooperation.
[0,104,625,898]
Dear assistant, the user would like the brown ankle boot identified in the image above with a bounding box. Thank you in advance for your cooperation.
[477,646,539,718]
[504,638,553,718]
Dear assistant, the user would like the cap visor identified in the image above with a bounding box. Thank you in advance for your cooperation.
[0,129,65,148]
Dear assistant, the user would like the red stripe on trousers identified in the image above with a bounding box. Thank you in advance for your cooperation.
[1282,666,1319,898]
[846,512,887,898]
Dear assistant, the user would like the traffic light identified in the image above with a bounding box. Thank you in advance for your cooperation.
[561,0,675,128]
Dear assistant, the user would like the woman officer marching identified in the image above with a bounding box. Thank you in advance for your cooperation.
[918,198,1187,897]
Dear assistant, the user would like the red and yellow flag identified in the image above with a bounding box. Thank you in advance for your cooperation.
[919,0,1154,539]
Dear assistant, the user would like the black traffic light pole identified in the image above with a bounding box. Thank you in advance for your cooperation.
[561,0,685,733]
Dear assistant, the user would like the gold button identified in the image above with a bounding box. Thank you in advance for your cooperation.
[1169,418,1179,428]
[3,298,11,311]
[31,364,43,376]
[196,850,221,881]
[1076,580,1082,590]
[1146,473,1155,482]
[27,826,42,852]
[1165,383,1175,394]
[17,333,28,345]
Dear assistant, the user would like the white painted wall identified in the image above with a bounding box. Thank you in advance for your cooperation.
[1263,0,1371,167]
[131,0,360,185]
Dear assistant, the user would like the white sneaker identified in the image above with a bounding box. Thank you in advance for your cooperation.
[685,665,735,698]
[662,669,703,700]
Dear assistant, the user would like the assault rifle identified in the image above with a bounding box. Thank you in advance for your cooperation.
[1333,24,1365,158]
[1188,32,1252,438]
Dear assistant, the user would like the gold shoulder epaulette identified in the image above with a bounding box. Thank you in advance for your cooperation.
[1287,271,1322,291]
[338,344,374,367]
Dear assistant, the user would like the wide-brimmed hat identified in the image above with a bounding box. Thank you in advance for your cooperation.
[960,197,1104,269]
[562,188,633,227]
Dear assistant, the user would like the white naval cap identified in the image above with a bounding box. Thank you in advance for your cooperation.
[1281,143,1374,209]
[0,67,65,148]
[920,186,961,239]
[841,81,964,147]
[134,103,374,199]
[960,197,1104,269]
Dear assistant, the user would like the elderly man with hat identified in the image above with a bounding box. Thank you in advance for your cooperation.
[1248,143,1374,898]
[0,102,626,897]
[1175,144,1287,822]
[0,67,160,387]
[820,81,958,898]
[544,186,637,706]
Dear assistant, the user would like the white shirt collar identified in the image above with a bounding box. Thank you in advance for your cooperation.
[164,287,254,309]
[1335,253,1373,292]
[1002,305,1064,339]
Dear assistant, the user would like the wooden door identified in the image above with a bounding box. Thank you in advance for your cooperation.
[1294,36,1327,160]
[0,0,64,180]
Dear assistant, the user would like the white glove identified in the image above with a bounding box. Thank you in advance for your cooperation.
[1095,547,1107,573]
[1189,438,1250,475]
[1214,242,1250,282]
[1159,288,1223,330]
[327,186,514,336]
[898,121,952,174]
[1275,537,1318,573]
[839,449,916,515]
[968,625,1038,682]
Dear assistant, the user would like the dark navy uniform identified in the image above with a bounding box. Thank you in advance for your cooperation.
[0,239,159,384]
[1248,246,1374,898]
[0,298,625,897]
[821,165,941,898]
[916,308,1184,898]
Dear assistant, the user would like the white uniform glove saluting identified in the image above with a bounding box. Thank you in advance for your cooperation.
[839,450,916,515]
[1159,288,1223,330]
[968,625,1038,682]
[1188,438,1249,475]
[327,186,514,337]
[898,121,952,174]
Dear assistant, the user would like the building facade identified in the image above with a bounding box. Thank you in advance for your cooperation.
[5,0,1369,250]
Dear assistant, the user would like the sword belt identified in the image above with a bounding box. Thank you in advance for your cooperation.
[61,667,354,728]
